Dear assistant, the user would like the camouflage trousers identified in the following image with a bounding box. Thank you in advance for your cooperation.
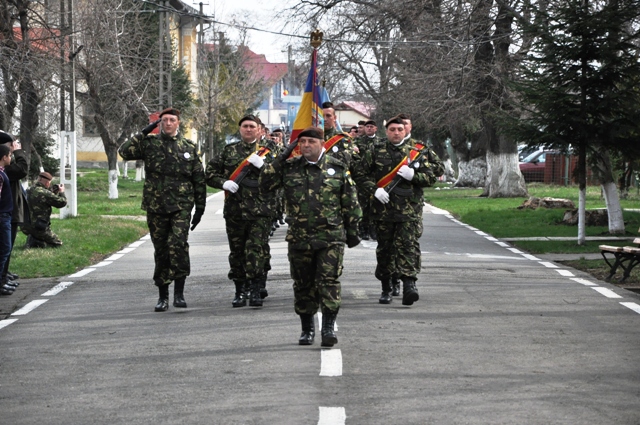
[22,224,63,247]
[225,216,272,284]
[374,219,423,281]
[288,242,344,315]
[147,210,191,287]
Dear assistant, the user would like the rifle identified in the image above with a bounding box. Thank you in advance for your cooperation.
[384,146,425,194]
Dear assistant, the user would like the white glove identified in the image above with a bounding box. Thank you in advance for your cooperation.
[397,165,415,181]
[222,180,239,193]
[248,153,264,169]
[374,187,390,204]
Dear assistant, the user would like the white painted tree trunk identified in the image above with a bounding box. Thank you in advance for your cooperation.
[578,187,586,245]
[484,152,528,198]
[108,169,119,199]
[601,181,625,234]
[442,158,457,183]
[454,157,487,188]
[135,164,144,182]
[122,161,129,179]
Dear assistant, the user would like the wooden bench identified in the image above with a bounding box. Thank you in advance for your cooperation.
[600,230,640,282]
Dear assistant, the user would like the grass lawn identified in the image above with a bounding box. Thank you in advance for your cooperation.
[425,183,640,285]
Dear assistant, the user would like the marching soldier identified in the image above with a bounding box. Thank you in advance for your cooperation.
[353,116,444,306]
[259,126,361,347]
[353,119,380,240]
[119,108,206,312]
[322,102,357,167]
[206,115,278,308]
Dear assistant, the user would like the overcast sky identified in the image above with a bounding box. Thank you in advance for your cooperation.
[188,0,296,63]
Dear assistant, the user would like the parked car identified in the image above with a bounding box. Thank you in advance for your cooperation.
[519,150,556,182]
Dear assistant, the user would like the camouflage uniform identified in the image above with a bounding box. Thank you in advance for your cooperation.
[323,127,357,168]
[352,135,379,240]
[22,182,67,247]
[353,138,444,285]
[259,153,361,315]
[118,131,206,286]
[205,139,278,296]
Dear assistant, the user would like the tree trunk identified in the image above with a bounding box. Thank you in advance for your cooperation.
[450,124,487,188]
[106,145,119,199]
[591,149,625,234]
[485,151,528,198]
[135,160,144,182]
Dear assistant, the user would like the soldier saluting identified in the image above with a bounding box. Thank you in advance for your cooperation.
[259,126,361,347]
[119,108,206,312]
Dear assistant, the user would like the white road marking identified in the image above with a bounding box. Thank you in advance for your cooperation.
[539,261,559,269]
[556,269,575,277]
[318,406,346,424]
[128,240,146,248]
[42,281,74,296]
[69,268,95,278]
[141,234,151,240]
[92,261,113,268]
[12,300,49,316]
[521,254,541,261]
[0,319,18,330]
[592,287,622,299]
[465,226,479,231]
[475,230,488,236]
[117,248,136,254]
[495,242,510,247]
[620,302,640,314]
[216,209,223,215]
[507,248,525,254]
[570,278,597,286]
[485,236,498,241]
[320,349,343,377]
[104,254,124,261]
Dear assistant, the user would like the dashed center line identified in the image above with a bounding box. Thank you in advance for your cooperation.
[320,349,343,377]
[318,406,346,424]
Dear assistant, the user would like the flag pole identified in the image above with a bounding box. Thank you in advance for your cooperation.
[310,29,323,128]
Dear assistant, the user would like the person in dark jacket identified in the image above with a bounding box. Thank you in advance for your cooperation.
[0,144,14,295]
[0,130,28,289]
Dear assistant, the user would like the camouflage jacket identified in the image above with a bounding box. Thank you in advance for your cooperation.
[352,138,444,222]
[118,131,206,214]
[206,139,278,220]
[259,153,362,250]
[323,127,357,168]
[27,182,67,225]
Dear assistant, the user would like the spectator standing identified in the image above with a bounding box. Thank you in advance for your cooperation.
[0,145,14,296]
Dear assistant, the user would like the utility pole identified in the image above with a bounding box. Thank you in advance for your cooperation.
[159,0,172,109]
[59,0,78,218]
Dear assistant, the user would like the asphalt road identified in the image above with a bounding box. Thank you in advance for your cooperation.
[0,192,639,424]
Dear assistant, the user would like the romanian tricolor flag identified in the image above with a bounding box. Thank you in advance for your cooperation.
[289,49,323,143]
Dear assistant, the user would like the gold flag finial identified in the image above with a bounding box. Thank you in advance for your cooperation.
[310,29,323,48]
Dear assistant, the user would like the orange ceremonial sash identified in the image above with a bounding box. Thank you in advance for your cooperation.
[376,143,424,188]
[229,146,271,181]
[324,134,345,152]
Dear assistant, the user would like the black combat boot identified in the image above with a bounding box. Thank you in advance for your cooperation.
[368,223,377,241]
[155,284,169,312]
[391,273,401,296]
[232,281,247,308]
[321,310,338,347]
[173,277,187,308]
[248,279,263,307]
[298,313,315,345]
[257,276,268,299]
[379,279,392,304]
[401,277,419,306]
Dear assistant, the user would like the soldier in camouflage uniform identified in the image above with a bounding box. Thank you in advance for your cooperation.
[259,126,362,347]
[118,108,206,312]
[353,116,444,306]
[206,115,278,308]
[22,172,67,249]
[353,119,379,241]
[322,102,357,167]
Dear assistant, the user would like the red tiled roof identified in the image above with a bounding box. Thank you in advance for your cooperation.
[334,101,375,119]
[203,44,287,85]
[5,27,63,58]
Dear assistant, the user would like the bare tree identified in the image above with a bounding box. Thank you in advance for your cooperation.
[74,0,158,198]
